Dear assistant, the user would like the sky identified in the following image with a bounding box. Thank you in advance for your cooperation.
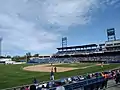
[0,0,120,56]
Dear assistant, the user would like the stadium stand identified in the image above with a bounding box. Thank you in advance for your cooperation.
[49,40,120,64]
[28,40,120,64]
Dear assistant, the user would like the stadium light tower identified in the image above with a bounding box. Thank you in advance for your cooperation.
[107,28,116,41]
[62,37,67,51]
[0,37,2,57]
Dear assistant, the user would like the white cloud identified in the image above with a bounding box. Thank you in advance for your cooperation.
[104,0,120,5]
[0,0,119,55]
[99,0,120,9]
[0,14,59,53]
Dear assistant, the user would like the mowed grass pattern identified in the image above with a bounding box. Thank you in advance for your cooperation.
[0,63,120,89]
[0,64,49,89]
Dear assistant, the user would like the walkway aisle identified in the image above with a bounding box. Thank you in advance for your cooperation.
[107,80,120,90]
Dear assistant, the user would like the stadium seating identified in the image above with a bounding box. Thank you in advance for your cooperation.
[28,44,120,65]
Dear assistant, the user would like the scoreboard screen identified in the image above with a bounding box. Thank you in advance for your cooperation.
[107,28,115,36]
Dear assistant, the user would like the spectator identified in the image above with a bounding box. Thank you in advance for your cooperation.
[104,78,108,89]
[25,86,30,90]
[33,78,38,84]
[79,75,84,80]
[30,85,36,90]
[56,82,65,90]
[41,85,45,90]
[45,83,49,90]
[20,87,25,90]
[115,72,120,84]
[67,77,72,84]
[86,74,91,79]
[36,87,41,90]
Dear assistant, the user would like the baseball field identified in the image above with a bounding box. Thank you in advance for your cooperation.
[0,63,120,89]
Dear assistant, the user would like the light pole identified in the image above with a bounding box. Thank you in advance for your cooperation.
[0,37,2,57]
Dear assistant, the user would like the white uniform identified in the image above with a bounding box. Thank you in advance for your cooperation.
[56,86,65,90]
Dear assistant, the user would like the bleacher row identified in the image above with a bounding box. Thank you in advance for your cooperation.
[29,55,120,64]
[28,48,120,64]
[55,49,97,55]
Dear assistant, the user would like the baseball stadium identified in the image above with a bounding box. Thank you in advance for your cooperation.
[0,28,120,90]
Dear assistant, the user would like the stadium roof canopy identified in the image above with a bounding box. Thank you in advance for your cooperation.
[57,44,97,50]
[99,44,105,46]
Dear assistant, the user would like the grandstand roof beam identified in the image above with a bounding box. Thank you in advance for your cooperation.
[57,44,98,50]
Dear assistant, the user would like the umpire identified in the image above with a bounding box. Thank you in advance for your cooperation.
[54,67,57,73]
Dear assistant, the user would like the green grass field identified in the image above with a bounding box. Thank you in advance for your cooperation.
[0,63,120,89]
